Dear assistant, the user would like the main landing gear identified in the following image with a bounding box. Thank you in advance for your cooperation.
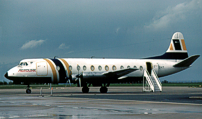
[26,84,31,94]
[100,86,108,93]
[82,86,89,93]
[100,83,110,93]
[82,82,90,93]
[81,83,109,93]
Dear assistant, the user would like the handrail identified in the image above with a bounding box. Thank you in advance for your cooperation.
[144,70,154,92]
[151,69,162,91]
[146,70,154,87]
[152,69,161,86]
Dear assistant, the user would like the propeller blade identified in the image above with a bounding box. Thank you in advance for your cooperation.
[76,72,83,87]
[79,78,81,87]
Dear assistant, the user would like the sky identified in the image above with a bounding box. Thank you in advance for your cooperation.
[0,0,201,82]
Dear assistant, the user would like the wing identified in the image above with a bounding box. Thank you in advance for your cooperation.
[102,68,138,79]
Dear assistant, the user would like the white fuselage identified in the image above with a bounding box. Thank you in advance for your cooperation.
[6,58,187,84]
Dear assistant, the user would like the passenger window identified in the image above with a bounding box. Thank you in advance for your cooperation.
[77,65,80,71]
[105,65,109,71]
[83,65,87,71]
[91,65,95,71]
[56,66,60,71]
[120,65,124,69]
[140,66,143,71]
[69,66,72,70]
[98,66,102,71]
[112,65,116,70]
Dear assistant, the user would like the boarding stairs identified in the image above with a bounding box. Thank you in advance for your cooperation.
[143,69,162,92]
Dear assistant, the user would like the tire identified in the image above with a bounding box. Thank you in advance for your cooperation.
[82,87,89,93]
[26,89,31,94]
[100,87,108,93]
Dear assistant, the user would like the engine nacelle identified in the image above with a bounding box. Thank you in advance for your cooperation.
[70,72,107,84]
[82,72,106,79]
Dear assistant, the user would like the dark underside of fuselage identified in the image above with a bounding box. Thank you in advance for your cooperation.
[82,77,143,86]
[9,77,143,85]
[9,77,52,84]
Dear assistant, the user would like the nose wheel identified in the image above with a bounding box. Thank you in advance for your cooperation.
[26,89,31,94]
[26,84,31,94]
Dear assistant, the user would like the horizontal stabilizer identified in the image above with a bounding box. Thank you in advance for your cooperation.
[173,55,200,67]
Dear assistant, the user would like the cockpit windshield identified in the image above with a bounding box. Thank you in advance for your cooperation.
[19,62,28,66]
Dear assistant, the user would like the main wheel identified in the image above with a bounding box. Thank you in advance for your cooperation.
[26,89,31,94]
[100,86,108,93]
[82,87,89,93]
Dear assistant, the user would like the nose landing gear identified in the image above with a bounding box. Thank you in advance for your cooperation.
[26,84,31,94]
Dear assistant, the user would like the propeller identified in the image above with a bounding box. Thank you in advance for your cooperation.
[66,79,71,86]
[76,73,83,87]
[78,76,81,87]
[76,65,82,87]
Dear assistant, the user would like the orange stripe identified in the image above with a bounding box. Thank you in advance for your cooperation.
[60,59,71,76]
[44,59,57,83]
[169,43,173,50]
[181,39,187,50]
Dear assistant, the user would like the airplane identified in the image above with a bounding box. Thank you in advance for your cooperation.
[4,32,200,94]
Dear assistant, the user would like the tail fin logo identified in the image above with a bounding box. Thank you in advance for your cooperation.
[166,32,187,53]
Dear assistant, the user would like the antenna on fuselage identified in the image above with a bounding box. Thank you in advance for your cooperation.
[91,56,94,59]
[54,56,57,59]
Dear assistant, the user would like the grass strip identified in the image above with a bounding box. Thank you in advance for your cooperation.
[0,83,202,89]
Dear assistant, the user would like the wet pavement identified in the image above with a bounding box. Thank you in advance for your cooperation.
[0,87,202,119]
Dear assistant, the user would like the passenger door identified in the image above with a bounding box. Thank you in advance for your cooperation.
[37,62,48,76]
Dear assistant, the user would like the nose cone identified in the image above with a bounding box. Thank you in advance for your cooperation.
[4,72,9,79]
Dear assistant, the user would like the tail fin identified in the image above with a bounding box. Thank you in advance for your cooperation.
[166,32,188,58]
[146,32,188,59]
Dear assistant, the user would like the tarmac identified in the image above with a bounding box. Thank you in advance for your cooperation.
[0,86,202,119]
